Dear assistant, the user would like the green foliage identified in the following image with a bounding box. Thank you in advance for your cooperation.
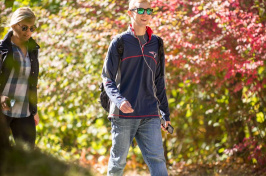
[32,1,127,162]
[1,0,265,171]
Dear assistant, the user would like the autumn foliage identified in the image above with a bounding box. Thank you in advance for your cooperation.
[150,0,266,166]
[0,0,265,173]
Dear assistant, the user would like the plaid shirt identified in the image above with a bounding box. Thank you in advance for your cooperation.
[1,42,31,117]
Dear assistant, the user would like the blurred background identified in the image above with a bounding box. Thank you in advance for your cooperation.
[0,0,265,175]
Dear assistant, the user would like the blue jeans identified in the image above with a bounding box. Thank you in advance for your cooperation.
[108,117,168,176]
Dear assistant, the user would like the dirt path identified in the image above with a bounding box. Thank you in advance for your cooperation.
[123,162,266,176]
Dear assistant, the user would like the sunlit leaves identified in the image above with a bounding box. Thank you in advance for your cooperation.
[256,112,264,123]
[1,0,265,168]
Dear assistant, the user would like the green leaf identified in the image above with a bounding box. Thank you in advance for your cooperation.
[218,148,224,153]
[256,112,264,123]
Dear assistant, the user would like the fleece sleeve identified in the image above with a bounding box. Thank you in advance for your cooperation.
[101,38,127,109]
[155,45,171,121]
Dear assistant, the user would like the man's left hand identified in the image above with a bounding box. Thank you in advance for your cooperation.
[161,120,171,133]
[34,113,39,126]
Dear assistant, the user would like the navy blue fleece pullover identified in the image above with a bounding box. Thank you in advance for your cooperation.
[101,25,170,121]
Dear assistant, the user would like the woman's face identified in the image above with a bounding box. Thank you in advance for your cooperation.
[12,18,36,42]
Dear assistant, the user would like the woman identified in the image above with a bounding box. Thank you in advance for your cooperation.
[0,7,40,147]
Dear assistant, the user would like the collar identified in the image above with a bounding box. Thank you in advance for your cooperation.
[1,30,40,51]
[128,24,153,41]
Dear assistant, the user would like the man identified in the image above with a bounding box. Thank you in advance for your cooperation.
[102,0,170,175]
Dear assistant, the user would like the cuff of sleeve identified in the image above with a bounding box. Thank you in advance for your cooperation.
[115,97,127,109]
[163,116,170,121]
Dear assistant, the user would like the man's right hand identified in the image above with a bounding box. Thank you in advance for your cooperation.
[119,101,134,113]
[1,96,11,111]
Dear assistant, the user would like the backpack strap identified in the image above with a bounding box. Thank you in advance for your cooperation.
[116,34,124,61]
[156,36,164,77]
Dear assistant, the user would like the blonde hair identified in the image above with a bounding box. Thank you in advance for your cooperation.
[10,7,36,27]
[129,0,151,10]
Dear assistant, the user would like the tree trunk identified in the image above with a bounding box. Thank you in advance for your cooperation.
[227,73,246,146]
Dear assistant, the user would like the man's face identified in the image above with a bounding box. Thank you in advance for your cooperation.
[128,2,152,27]
[12,18,35,42]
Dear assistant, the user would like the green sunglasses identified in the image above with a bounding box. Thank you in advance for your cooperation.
[130,8,153,15]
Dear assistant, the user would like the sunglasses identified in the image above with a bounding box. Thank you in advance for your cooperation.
[17,23,36,32]
[130,8,153,15]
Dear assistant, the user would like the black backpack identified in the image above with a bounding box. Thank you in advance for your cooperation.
[99,35,164,112]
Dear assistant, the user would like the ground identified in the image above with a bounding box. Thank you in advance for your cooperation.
[123,161,266,176]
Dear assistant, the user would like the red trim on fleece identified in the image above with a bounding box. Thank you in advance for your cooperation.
[111,114,159,117]
[105,81,112,85]
[122,55,157,64]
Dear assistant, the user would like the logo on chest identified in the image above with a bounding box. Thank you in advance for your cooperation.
[149,51,157,58]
